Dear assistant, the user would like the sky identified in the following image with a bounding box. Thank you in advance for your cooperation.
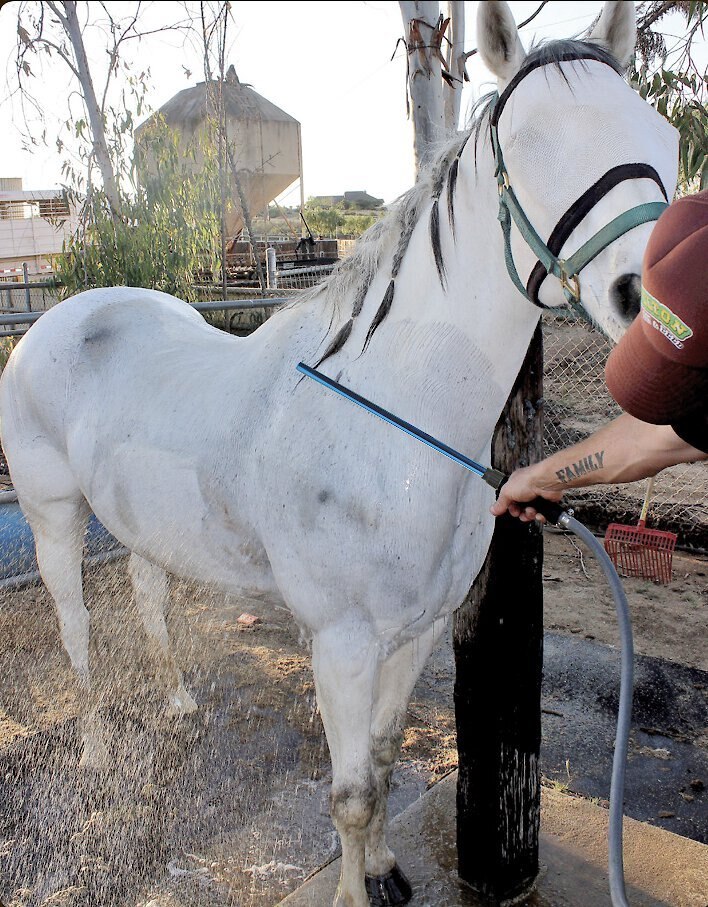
[0,1,687,205]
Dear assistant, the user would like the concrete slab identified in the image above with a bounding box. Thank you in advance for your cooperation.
[279,771,708,907]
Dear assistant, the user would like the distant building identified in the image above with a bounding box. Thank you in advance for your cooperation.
[0,178,79,277]
[310,190,384,209]
[343,190,384,208]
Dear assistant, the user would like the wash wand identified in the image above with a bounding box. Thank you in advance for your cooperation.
[296,361,564,523]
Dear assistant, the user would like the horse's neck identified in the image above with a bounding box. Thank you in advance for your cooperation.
[341,147,541,459]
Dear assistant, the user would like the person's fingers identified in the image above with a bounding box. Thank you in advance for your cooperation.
[490,497,537,519]
[490,489,562,521]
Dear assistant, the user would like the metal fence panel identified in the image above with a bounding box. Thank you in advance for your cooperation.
[274,263,336,290]
[0,279,61,314]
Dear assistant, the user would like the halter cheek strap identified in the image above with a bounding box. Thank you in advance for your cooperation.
[525,163,668,306]
[489,54,669,319]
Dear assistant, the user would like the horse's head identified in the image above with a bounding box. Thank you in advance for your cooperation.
[477,0,679,342]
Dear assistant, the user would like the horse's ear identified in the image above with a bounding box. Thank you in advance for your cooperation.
[476,0,526,86]
[586,0,637,68]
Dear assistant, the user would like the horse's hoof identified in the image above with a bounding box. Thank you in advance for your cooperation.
[365,866,412,906]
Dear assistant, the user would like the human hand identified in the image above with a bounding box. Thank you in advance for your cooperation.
[489,465,564,523]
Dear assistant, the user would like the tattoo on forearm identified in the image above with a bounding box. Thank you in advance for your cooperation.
[555,450,605,484]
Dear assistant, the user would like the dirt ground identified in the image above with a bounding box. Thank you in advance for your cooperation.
[0,530,706,906]
[541,528,707,673]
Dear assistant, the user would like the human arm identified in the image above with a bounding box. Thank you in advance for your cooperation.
[490,412,708,522]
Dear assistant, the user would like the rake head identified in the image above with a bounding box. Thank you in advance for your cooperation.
[603,520,677,584]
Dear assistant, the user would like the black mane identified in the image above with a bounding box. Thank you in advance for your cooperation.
[517,37,623,79]
[315,39,626,367]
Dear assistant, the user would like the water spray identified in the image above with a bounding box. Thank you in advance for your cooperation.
[297,361,634,907]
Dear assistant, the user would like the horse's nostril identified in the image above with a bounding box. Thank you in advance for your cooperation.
[610,273,642,321]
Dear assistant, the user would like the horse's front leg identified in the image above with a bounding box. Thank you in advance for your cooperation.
[312,619,380,907]
[364,620,448,906]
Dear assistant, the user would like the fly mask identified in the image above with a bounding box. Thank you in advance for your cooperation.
[489,51,670,321]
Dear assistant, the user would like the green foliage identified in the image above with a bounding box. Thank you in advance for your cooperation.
[302,203,345,237]
[0,338,17,374]
[341,214,379,236]
[303,198,384,237]
[32,28,224,301]
[632,65,708,190]
[631,1,708,190]
[55,118,222,302]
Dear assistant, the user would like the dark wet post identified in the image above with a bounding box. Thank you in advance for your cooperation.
[453,324,544,903]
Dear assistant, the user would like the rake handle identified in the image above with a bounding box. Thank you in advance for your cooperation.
[638,476,656,528]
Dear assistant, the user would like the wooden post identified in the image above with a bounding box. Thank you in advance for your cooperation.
[453,324,544,903]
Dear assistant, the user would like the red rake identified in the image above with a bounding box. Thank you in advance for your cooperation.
[604,476,677,584]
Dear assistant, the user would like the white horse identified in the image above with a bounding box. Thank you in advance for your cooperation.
[0,3,677,905]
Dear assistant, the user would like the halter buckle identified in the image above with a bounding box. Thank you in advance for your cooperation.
[558,264,580,301]
[497,169,510,194]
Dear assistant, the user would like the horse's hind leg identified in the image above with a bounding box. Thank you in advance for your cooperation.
[127,553,196,715]
[30,497,91,682]
[26,494,109,764]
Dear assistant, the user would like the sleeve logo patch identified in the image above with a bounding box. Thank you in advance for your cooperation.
[641,287,694,349]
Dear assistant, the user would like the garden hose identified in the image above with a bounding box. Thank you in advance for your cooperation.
[556,511,633,907]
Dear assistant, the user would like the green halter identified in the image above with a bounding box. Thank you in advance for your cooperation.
[489,52,669,320]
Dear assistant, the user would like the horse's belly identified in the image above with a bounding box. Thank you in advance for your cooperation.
[78,444,279,599]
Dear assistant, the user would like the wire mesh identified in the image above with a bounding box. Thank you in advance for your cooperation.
[0,279,61,313]
[542,311,708,552]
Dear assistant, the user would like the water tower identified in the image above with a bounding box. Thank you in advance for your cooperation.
[135,66,302,237]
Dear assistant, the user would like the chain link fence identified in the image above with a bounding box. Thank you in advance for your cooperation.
[0,276,61,317]
[543,312,708,552]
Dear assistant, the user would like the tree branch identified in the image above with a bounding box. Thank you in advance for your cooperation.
[637,1,681,33]
[44,0,69,28]
[98,3,142,116]
[25,35,81,79]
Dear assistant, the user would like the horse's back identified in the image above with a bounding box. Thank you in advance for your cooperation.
[0,287,228,498]
[7,286,210,375]
[1,287,220,430]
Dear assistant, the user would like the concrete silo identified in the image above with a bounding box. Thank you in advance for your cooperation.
[135,66,302,238]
